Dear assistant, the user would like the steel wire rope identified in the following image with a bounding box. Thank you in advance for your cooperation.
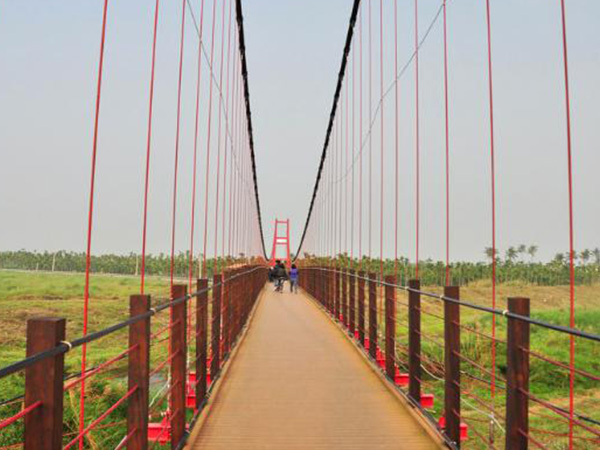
[293,0,362,260]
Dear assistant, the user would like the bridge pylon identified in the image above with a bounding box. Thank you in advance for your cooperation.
[269,219,291,268]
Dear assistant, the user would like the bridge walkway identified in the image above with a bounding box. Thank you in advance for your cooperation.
[187,285,443,450]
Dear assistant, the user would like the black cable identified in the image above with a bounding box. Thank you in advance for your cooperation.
[235,0,268,260]
[293,0,362,261]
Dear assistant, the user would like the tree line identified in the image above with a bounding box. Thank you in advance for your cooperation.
[302,244,600,286]
[0,250,252,279]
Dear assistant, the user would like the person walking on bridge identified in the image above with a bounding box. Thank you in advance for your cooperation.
[273,260,287,293]
[289,264,299,293]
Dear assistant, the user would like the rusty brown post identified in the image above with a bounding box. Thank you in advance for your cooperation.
[343,270,349,327]
[358,271,366,346]
[24,318,65,450]
[222,270,230,356]
[444,286,461,448]
[385,275,396,380]
[349,269,356,335]
[368,273,377,359]
[232,269,240,343]
[127,295,151,450]
[211,274,222,378]
[196,278,208,407]
[170,284,187,449]
[505,297,530,450]
[408,279,421,403]
[335,269,341,321]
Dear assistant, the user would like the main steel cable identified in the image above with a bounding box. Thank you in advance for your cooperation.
[293,0,362,260]
[186,0,251,194]
[325,2,445,188]
[235,0,268,259]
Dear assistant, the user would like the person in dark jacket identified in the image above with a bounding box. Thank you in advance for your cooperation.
[273,261,287,292]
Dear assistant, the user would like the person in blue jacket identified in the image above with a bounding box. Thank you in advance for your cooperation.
[289,264,299,293]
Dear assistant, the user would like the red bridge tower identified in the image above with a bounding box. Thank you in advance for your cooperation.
[269,219,291,268]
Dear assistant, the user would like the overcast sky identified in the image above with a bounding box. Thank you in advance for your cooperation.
[0,0,598,263]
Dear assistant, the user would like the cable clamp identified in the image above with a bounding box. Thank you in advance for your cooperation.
[502,309,509,317]
[60,340,73,352]
[149,307,157,315]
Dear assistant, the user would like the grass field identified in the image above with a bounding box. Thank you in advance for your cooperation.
[0,270,176,448]
[0,270,599,448]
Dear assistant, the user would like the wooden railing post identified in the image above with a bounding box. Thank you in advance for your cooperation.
[170,284,187,449]
[505,297,530,450]
[231,269,240,343]
[335,269,341,321]
[211,274,222,378]
[342,269,348,327]
[330,270,335,315]
[408,279,421,403]
[222,270,230,357]
[127,295,151,450]
[444,286,461,448]
[368,273,377,360]
[358,271,365,346]
[24,317,65,450]
[349,269,356,335]
[385,275,396,380]
[315,267,325,305]
[196,278,209,407]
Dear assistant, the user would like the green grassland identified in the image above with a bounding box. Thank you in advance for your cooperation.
[388,281,600,449]
[0,271,178,448]
[1,270,599,448]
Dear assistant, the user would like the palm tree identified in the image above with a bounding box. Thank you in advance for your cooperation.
[593,248,600,265]
[517,244,527,262]
[527,245,538,262]
[505,247,518,263]
[484,247,498,262]
[553,253,565,265]
[581,249,592,266]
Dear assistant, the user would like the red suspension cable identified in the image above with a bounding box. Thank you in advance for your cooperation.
[443,0,450,286]
[79,0,110,446]
[394,0,399,277]
[140,0,161,294]
[201,0,219,276]
[484,0,498,419]
[414,0,420,278]
[213,0,228,272]
[558,0,576,447]
[189,0,207,289]
[368,0,373,259]
[169,0,188,288]
[379,0,384,276]
[359,5,363,265]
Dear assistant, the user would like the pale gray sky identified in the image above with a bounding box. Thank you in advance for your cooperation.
[0,0,598,262]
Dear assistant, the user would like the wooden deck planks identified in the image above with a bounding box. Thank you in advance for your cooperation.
[189,286,442,450]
